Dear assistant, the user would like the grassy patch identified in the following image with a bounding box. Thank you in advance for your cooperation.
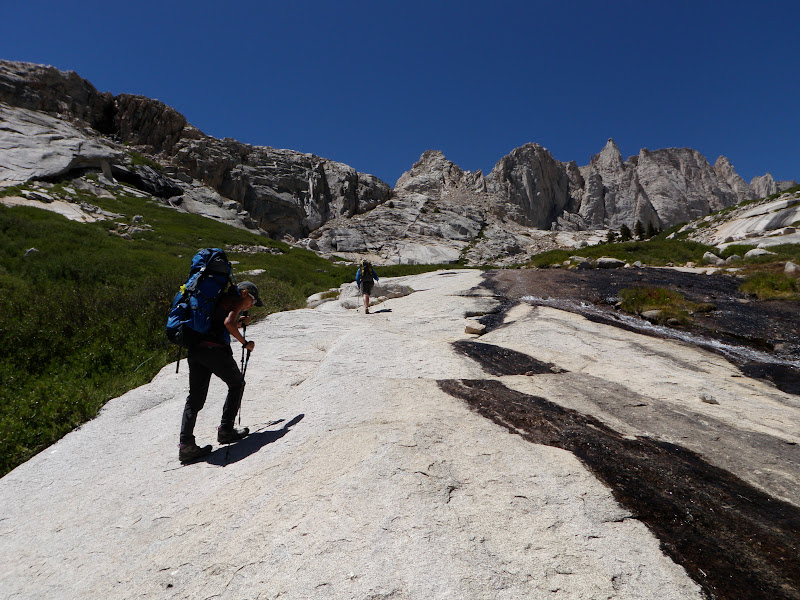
[526,239,714,268]
[618,286,703,325]
[739,272,799,300]
[127,150,165,172]
[0,194,454,475]
[0,183,30,198]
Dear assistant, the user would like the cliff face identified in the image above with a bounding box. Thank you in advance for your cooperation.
[485,143,573,229]
[546,139,755,231]
[0,60,390,238]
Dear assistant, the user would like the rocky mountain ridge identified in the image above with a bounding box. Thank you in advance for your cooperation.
[0,60,390,238]
[1,59,796,265]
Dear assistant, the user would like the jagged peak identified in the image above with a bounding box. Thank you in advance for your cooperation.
[714,155,732,168]
[592,138,624,172]
[751,172,775,184]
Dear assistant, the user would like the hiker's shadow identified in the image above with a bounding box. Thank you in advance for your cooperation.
[205,414,305,467]
[371,308,392,314]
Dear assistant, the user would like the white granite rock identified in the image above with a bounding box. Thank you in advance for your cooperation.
[3,270,799,599]
[0,102,120,186]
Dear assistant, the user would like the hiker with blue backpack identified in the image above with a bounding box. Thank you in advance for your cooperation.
[166,249,264,463]
[355,259,379,314]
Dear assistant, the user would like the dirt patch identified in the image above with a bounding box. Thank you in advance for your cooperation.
[439,377,800,600]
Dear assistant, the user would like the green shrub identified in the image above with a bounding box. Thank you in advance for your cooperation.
[618,286,699,325]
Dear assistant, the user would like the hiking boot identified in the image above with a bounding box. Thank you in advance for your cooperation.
[179,442,212,463]
[217,426,249,444]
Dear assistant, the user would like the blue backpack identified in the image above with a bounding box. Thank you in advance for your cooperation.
[166,248,238,350]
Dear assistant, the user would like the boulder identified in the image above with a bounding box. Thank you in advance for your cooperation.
[464,320,487,335]
[641,310,663,322]
[700,393,719,405]
[785,261,800,276]
[596,257,625,269]
[702,252,725,266]
[744,249,777,259]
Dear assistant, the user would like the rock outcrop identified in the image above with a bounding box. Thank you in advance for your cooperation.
[303,150,603,265]
[686,187,800,249]
[0,60,390,238]
[395,149,486,197]
[750,173,799,199]
[573,139,755,230]
[485,143,574,229]
[0,102,120,186]
[751,173,779,198]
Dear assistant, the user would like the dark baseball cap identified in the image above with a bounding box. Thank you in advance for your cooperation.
[238,281,264,306]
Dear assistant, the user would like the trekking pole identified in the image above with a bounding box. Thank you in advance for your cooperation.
[239,311,249,425]
[240,311,248,371]
[238,347,252,427]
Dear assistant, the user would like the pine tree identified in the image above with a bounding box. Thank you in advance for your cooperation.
[619,224,632,241]
[646,222,657,239]
[634,220,645,240]
[606,230,617,243]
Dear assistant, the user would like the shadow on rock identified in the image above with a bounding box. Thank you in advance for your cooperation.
[205,414,305,467]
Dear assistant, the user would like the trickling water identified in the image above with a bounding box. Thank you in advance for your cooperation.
[521,295,800,370]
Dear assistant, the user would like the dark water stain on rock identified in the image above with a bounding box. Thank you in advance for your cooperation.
[740,362,800,395]
[481,269,800,395]
[452,340,565,376]
[439,378,800,600]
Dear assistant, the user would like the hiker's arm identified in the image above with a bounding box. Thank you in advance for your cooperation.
[225,303,255,350]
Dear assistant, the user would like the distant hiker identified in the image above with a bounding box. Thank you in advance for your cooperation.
[178,280,264,463]
[355,259,379,314]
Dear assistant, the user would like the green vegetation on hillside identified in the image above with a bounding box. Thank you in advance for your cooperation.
[525,239,715,268]
[0,192,454,476]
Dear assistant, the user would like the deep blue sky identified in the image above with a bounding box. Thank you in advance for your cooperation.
[2,1,798,186]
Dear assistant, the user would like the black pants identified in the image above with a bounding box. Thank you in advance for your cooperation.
[180,344,245,445]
